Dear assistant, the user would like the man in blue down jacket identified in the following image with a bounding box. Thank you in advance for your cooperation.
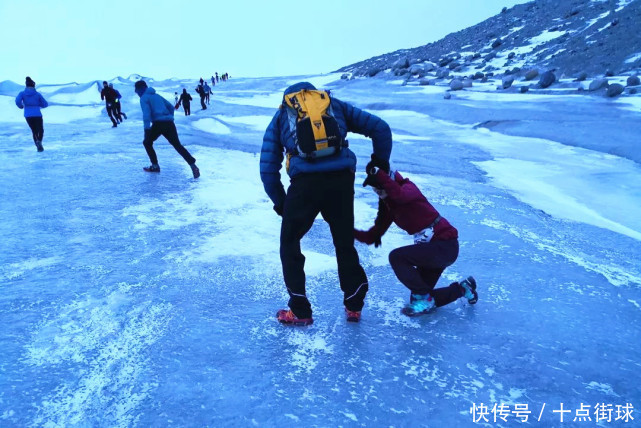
[260,81,392,325]
[134,80,200,178]
[15,76,48,152]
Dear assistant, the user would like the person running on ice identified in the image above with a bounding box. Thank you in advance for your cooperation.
[134,80,200,178]
[203,82,212,105]
[100,81,119,127]
[355,157,477,316]
[15,76,48,152]
[177,88,192,116]
[110,83,127,122]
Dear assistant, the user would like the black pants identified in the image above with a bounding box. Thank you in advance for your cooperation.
[281,170,368,318]
[205,93,210,104]
[183,102,191,116]
[388,239,463,307]
[143,121,196,166]
[199,95,207,110]
[25,116,44,143]
[106,103,118,126]
[114,102,126,121]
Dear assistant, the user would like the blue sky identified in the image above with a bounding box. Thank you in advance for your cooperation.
[1,0,528,83]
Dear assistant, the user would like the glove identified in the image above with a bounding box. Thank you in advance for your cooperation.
[273,204,284,217]
[362,172,380,188]
[366,153,390,174]
[374,236,382,248]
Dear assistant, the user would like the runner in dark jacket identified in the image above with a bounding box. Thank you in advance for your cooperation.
[109,83,127,122]
[100,81,119,127]
[356,165,477,316]
[177,89,192,116]
[15,76,48,152]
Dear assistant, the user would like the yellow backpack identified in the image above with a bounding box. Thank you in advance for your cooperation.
[283,89,345,160]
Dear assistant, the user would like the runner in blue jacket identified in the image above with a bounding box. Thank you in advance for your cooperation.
[134,80,200,178]
[15,76,48,152]
[260,81,392,325]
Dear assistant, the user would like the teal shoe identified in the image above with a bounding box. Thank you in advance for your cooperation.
[401,294,435,317]
[460,276,478,304]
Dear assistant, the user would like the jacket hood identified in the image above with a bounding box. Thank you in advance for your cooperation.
[144,87,156,95]
[283,82,316,100]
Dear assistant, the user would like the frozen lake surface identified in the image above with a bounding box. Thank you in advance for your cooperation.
[1,74,639,426]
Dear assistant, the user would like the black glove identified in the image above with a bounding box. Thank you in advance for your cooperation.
[366,153,390,174]
[374,236,382,248]
[362,172,380,188]
[273,204,284,217]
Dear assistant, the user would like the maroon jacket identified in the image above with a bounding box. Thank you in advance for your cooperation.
[354,170,458,244]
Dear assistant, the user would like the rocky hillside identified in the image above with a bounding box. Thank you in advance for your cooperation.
[338,0,641,83]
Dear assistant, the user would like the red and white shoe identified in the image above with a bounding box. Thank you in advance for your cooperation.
[276,309,313,326]
[345,308,361,323]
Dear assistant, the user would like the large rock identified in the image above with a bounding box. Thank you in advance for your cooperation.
[492,38,503,49]
[575,72,588,82]
[341,73,350,80]
[606,84,624,97]
[627,75,641,86]
[589,79,609,91]
[473,72,485,80]
[462,78,473,88]
[444,92,452,100]
[538,70,556,88]
[392,57,409,70]
[423,62,437,72]
[520,86,530,93]
[436,68,450,79]
[366,66,382,77]
[409,64,425,76]
[524,69,539,81]
[419,78,430,86]
[449,79,464,91]
[502,75,515,89]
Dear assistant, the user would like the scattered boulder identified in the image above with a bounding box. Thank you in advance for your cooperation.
[630,88,638,94]
[450,79,464,91]
[611,18,619,27]
[520,86,529,93]
[341,73,350,80]
[439,58,452,67]
[502,75,515,89]
[605,70,615,77]
[462,78,473,88]
[589,78,609,91]
[524,69,539,81]
[444,92,452,100]
[626,75,640,86]
[538,70,556,88]
[492,38,503,49]
[419,78,430,86]
[575,72,588,82]
[366,67,382,77]
[409,64,426,76]
[436,68,450,79]
[480,76,489,83]
[501,6,507,13]
[423,62,437,72]
[392,57,409,70]
[606,84,624,97]
[507,52,516,60]
[473,72,485,80]
[448,61,461,70]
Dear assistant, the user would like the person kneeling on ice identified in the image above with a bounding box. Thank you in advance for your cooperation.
[134,80,200,178]
[355,156,477,316]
